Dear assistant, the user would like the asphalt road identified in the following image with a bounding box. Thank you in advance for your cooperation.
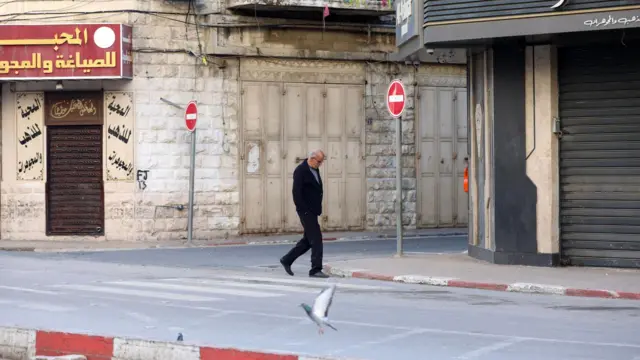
[11,235,468,270]
[1,239,639,360]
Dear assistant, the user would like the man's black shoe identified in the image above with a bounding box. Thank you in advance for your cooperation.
[309,271,330,278]
[280,258,294,276]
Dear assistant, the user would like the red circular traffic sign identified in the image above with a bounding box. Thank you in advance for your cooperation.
[185,101,198,132]
[386,79,406,118]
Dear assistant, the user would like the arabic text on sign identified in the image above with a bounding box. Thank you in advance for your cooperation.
[19,124,43,148]
[107,98,132,118]
[18,152,43,174]
[18,96,42,120]
[584,14,640,27]
[107,124,132,144]
[0,51,117,75]
[108,150,133,177]
[50,99,98,119]
[0,28,88,48]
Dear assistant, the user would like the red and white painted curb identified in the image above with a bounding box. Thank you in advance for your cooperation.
[324,265,640,301]
[0,327,359,360]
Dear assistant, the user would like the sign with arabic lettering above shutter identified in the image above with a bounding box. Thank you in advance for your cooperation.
[0,24,133,80]
[105,92,134,181]
[45,91,103,126]
[16,92,45,181]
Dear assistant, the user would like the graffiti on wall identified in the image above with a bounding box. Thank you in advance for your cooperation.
[16,92,45,181]
[105,91,134,181]
[136,170,149,190]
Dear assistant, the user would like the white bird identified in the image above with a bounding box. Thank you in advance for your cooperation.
[300,284,338,335]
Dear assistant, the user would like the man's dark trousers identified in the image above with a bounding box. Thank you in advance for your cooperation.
[281,211,323,275]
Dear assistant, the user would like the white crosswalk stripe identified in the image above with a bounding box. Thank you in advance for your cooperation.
[106,280,281,298]
[0,285,59,295]
[45,274,391,304]
[51,284,223,302]
[193,274,388,290]
[165,278,318,293]
[0,299,74,312]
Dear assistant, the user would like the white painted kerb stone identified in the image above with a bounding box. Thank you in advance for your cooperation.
[325,267,355,277]
[113,338,200,360]
[506,283,566,295]
[0,327,36,360]
[392,275,455,286]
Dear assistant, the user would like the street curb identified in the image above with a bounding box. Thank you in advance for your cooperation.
[0,231,467,253]
[323,265,640,301]
[0,326,362,360]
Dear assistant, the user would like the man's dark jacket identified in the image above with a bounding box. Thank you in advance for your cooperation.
[292,159,323,216]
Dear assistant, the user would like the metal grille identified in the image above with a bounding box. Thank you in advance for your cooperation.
[46,125,104,235]
[559,45,640,268]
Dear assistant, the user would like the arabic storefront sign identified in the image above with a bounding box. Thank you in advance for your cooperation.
[0,24,133,80]
[16,92,45,181]
[584,14,640,27]
[105,92,134,181]
[45,91,103,127]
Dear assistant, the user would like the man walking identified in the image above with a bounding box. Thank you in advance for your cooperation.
[280,150,330,278]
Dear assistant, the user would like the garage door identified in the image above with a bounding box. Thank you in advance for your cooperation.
[239,59,366,234]
[559,44,640,268]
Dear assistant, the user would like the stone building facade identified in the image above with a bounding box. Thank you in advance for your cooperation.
[0,0,467,242]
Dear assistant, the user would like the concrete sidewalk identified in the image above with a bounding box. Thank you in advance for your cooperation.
[324,253,640,301]
[0,228,466,253]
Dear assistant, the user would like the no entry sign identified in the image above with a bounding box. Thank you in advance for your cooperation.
[185,101,198,132]
[386,79,406,118]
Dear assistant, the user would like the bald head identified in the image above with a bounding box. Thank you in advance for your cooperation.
[308,149,325,169]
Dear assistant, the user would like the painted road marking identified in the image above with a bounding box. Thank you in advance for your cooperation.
[52,284,222,302]
[330,328,428,355]
[193,274,389,290]
[457,338,527,359]
[0,285,60,295]
[42,274,391,306]
[107,280,281,298]
[0,299,74,312]
[164,278,318,293]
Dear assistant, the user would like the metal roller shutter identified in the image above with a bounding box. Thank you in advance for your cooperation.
[559,45,640,268]
[46,125,104,235]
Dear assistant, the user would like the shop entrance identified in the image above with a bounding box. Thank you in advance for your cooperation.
[45,92,104,236]
[559,44,640,268]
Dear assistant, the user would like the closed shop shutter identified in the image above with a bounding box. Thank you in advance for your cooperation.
[46,125,104,235]
[559,45,640,268]
[238,59,367,234]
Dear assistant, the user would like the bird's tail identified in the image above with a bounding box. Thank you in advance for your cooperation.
[325,322,338,331]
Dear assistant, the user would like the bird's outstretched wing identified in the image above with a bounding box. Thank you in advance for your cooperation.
[312,284,336,319]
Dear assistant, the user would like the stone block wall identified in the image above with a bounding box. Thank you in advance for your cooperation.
[364,63,418,229]
[126,34,240,241]
[363,63,466,230]
[0,0,466,240]
[0,3,241,241]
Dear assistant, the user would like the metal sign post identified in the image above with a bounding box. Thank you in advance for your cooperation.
[185,101,198,246]
[386,79,407,257]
